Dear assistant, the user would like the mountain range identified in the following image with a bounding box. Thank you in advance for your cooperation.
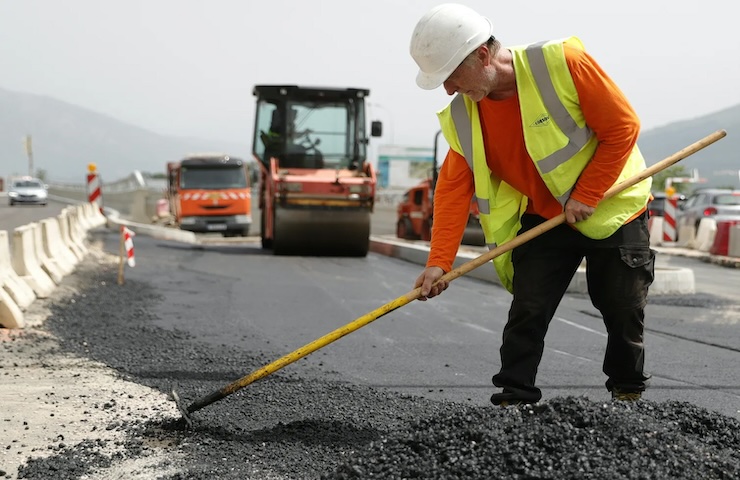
[0,87,249,183]
[1,86,737,188]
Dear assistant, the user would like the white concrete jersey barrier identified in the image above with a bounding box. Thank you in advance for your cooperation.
[105,214,197,244]
[65,206,89,257]
[32,222,64,285]
[58,210,85,261]
[0,230,36,310]
[0,284,24,329]
[12,224,56,298]
[76,202,94,231]
[40,218,77,275]
[676,224,695,248]
[85,202,108,228]
[0,202,112,329]
[691,218,717,252]
[648,216,664,246]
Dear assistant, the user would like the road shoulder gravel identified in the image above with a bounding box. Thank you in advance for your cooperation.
[0,246,180,479]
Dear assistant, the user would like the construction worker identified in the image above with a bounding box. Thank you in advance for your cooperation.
[409,3,654,406]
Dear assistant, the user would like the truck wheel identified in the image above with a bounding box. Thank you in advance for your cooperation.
[397,218,413,239]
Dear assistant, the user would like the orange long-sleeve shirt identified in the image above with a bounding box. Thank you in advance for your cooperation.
[427,40,642,273]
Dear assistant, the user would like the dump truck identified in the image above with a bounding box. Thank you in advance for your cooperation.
[166,153,252,236]
[252,85,382,256]
[396,131,484,246]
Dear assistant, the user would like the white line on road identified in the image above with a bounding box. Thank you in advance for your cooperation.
[555,316,607,337]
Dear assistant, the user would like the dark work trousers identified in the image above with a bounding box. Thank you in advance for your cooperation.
[492,212,655,402]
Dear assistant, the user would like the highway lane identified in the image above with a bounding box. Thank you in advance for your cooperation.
[0,197,69,233]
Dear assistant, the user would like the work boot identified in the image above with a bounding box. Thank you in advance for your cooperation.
[490,391,533,407]
[611,388,642,402]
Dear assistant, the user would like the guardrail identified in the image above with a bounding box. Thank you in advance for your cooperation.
[47,171,166,224]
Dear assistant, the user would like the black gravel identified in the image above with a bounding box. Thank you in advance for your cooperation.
[324,398,740,480]
[11,244,740,479]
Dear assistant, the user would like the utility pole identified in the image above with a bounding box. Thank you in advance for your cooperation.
[24,135,34,176]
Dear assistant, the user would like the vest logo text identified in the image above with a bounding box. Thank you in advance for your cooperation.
[530,114,550,127]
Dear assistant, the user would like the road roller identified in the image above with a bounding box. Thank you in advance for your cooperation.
[252,85,382,256]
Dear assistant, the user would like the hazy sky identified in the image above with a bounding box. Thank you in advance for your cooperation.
[2,0,738,152]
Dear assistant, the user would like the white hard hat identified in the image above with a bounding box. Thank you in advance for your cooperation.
[410,3,493,90]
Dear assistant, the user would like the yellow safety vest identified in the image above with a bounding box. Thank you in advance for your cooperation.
[438,37,651,292]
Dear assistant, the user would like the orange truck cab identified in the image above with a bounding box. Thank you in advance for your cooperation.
[166,153,252,237]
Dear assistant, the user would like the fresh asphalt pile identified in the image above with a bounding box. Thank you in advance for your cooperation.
[10,240,740,479]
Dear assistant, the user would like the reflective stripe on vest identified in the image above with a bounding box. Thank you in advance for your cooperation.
[526,41,594,206]
[450,96,489,215]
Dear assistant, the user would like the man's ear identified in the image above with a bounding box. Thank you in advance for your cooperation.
[477,45,492,66]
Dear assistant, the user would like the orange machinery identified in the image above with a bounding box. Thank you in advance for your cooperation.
[166,153,252,237]
[252,85,382,256]
[396,177,482,245]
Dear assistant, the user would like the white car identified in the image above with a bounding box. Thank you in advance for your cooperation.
[8,177,49,206]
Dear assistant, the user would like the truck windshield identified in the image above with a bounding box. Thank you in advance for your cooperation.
[180,167,248,190]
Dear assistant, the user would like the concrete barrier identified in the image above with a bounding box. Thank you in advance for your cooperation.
[64,206,89,257]
[710,219,740,257]
[653,266,697,294]
[676,224,695,248]
[729,225,740,258]
[692,218,717,252]
[0,230,36,309]
[77,203,94,231]
[58,210,85,261]
[92,201,109,227]
[76,202,94,231]
[12,224,56,298]
[566,263,694,295]
[32,222,64,285]
[648,216,664,246]
[40,218,77,275]
[84,202,107,228]
[0,287,25,329]
[105,214,198,244]
[0,203,104,329]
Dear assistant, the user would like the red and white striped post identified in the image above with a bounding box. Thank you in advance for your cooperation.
[117,225,135,285]
[86,163,102,213]
[662,189,678,243]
